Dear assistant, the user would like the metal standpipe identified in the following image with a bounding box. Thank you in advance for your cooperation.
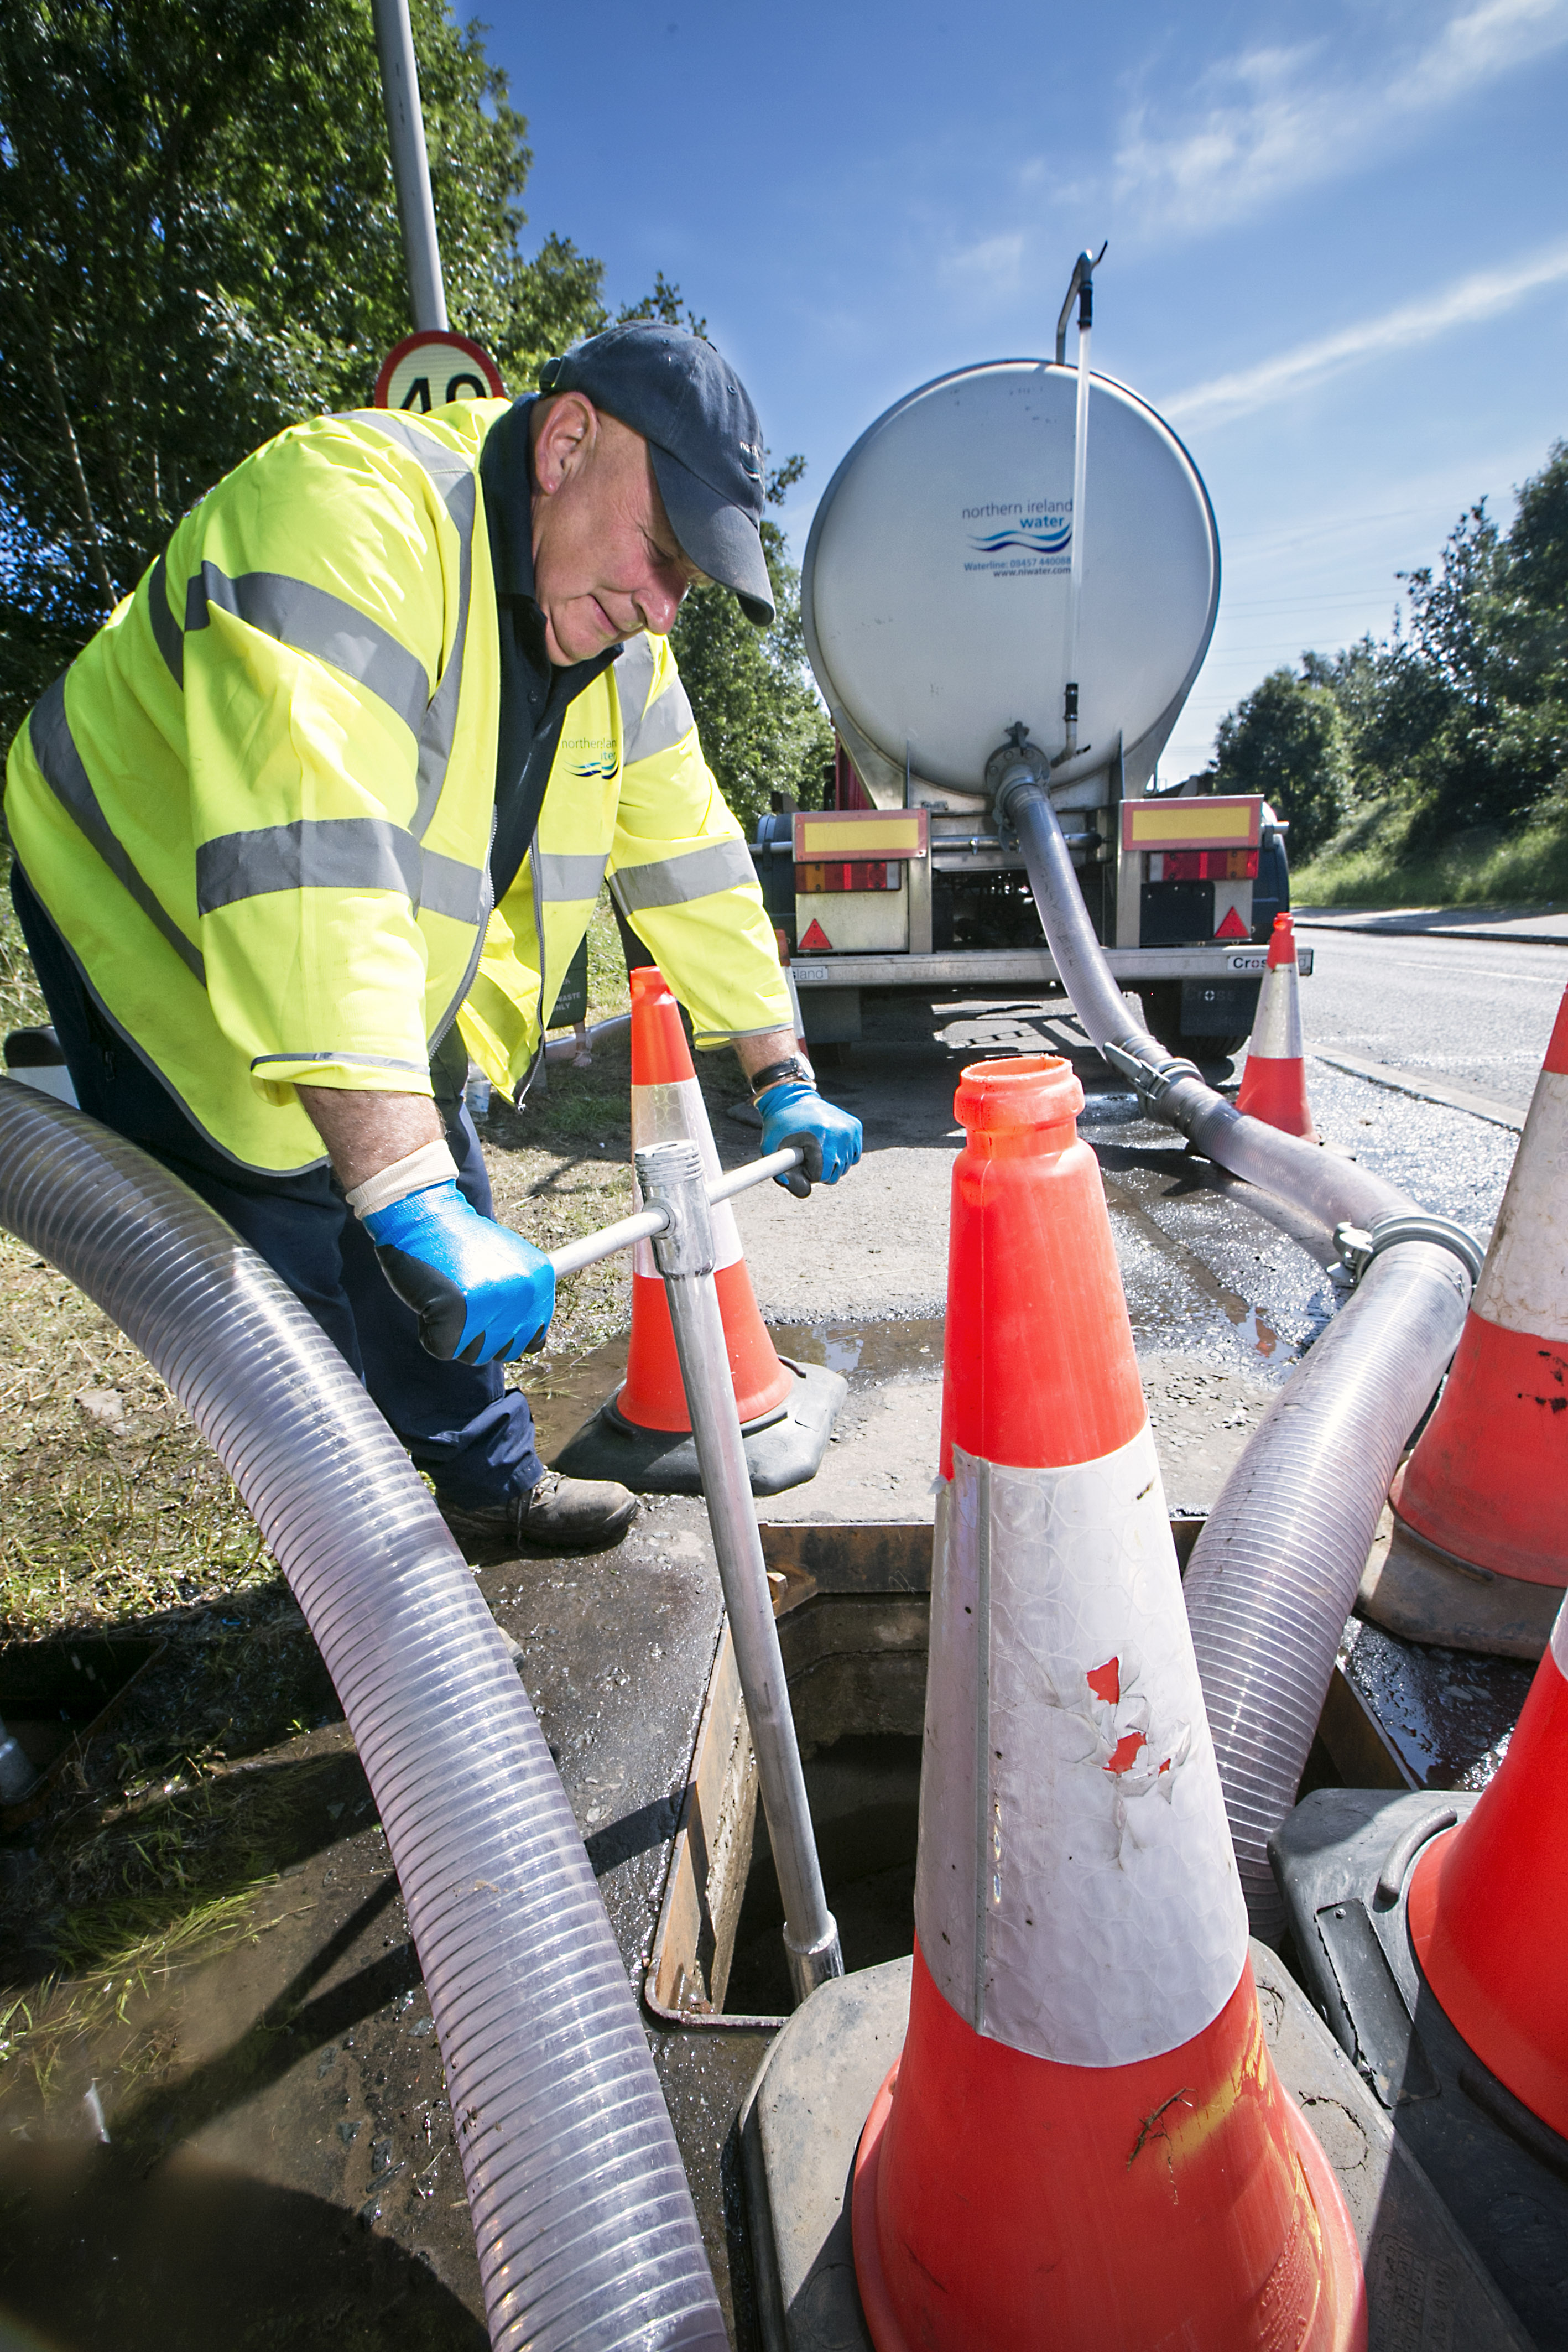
[633,1138,845,2004]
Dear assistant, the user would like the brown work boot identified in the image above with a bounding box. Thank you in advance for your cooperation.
[440,1471,639,1557]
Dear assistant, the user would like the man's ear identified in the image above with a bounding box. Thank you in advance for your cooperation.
[532,392,597,499]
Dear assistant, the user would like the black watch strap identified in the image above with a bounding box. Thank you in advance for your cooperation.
[749,1054,814,1100]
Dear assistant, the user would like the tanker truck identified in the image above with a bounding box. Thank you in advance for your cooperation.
[750,257,1307,1061]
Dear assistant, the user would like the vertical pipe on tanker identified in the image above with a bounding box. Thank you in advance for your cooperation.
[371,0,449,333]
[1060,254,1096,762]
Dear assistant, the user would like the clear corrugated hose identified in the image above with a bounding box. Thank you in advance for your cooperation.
[0,1083,727,2351]
[1176,1242,1468,1936]
[994,769,1473,1939]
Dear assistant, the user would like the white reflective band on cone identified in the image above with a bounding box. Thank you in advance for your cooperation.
[629,1076,743,1277]
[1553,1593,1568,1678]
[1248,965,1304,1061]
[1472,1069,1568,1341]
[915,1425,1249,2068]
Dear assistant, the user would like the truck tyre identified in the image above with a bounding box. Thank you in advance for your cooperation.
[1137,983,1249,1061]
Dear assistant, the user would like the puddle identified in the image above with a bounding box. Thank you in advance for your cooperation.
[0,1797,489,2344]
[768,1316,945,1381]
[0,2137,486,2350]
[1339,1619,1532,1790]
[522,1333,629,1460]
[1225,1301,1280,1357]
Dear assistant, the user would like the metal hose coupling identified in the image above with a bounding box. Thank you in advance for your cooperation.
[1101,1037,1203,1106]
[1332,1209,1485,1292]
[985,725,1052,809]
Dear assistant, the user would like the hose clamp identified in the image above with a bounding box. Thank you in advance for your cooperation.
[1102,1039,1203,1106]
[1332,1210,1484,1290]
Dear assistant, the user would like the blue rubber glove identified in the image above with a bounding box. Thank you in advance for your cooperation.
[758,1081,863,1198]
[364,1182,555,1365]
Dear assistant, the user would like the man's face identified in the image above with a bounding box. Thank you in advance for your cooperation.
[529,396,703,664]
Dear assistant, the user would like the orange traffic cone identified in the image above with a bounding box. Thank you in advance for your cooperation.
[1392,984,1568,1586]
[852,1054,1364,2352]
[1235,913,1316,1139]
[615,967,793,1434]
[1407,1591,1568,2136]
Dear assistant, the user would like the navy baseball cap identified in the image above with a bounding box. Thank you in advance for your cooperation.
[538,322,775,627]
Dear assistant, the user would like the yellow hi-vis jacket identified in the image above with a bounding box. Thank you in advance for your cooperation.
[3,401,790,1173]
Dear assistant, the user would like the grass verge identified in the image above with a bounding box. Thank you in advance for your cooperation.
[1293,796,1568,910]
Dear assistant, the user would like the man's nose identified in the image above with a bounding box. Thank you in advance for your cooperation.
[637,575,686,637]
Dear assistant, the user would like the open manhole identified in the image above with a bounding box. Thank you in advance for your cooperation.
[643,1515,1413,2028]
[0,1633,164,1829]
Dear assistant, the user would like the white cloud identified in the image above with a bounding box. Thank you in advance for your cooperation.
[1117,0,1568,236]
[1161,240,1568,426]
[940,228,1028,298]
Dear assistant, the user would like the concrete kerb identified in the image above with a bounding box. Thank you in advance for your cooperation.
[1295,909,1568,949]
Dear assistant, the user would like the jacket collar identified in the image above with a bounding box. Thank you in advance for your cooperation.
[480,394,542,604]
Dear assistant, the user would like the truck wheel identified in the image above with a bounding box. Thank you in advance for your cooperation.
[1137,984,1248,1061]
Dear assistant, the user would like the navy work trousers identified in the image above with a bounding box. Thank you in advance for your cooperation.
[11,863,544,1508]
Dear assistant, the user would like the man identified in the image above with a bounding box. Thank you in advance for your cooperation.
[4,322,861,1554]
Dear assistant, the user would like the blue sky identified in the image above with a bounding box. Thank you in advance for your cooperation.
[480,0,1568,780]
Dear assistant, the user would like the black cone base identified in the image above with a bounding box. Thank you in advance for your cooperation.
[553,1358,847,1497]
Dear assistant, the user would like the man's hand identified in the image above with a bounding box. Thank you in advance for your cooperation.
[363,1182,555,1365]
[758,1081,863,1198]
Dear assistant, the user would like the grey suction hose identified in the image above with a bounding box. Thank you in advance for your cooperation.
[0,1083,726,2352]
[994,767,1478,1939]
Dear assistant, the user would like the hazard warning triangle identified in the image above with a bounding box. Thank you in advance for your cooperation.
[799,918,833,953]
[1214,904,1251,941]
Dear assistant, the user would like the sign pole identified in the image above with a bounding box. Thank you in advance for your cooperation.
[371,0,449,334]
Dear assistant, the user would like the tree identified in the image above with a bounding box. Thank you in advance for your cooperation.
[670,455,834,835]
[1218,437,1568,858]
[0,1,826,831]
[1299,632,1452,806]
[0,0,607,741]
[1395,475,1567,835]
[1212,667,1350,858]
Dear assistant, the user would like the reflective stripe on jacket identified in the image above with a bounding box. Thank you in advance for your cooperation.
[4,402,789,1172]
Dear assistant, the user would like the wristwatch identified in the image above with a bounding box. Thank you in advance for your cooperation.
[748,1053,815,1100]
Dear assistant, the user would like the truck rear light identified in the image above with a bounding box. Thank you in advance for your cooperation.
[796,861,899,893]
[1150,849,1259,882]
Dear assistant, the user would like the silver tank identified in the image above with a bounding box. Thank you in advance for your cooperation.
[802,360,1219,804]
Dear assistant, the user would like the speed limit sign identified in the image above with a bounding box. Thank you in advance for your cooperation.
[374,329,506,412]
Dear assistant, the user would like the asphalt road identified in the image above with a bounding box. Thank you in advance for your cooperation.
[1295,928,1568,1113]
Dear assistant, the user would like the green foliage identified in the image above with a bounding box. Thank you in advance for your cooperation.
[1212,667,1351,858]
[0,0,609,742]
[670,457,834,836]
[1291,794,1568,911]
[1216,437,1568,886]
[0,1,825,837]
